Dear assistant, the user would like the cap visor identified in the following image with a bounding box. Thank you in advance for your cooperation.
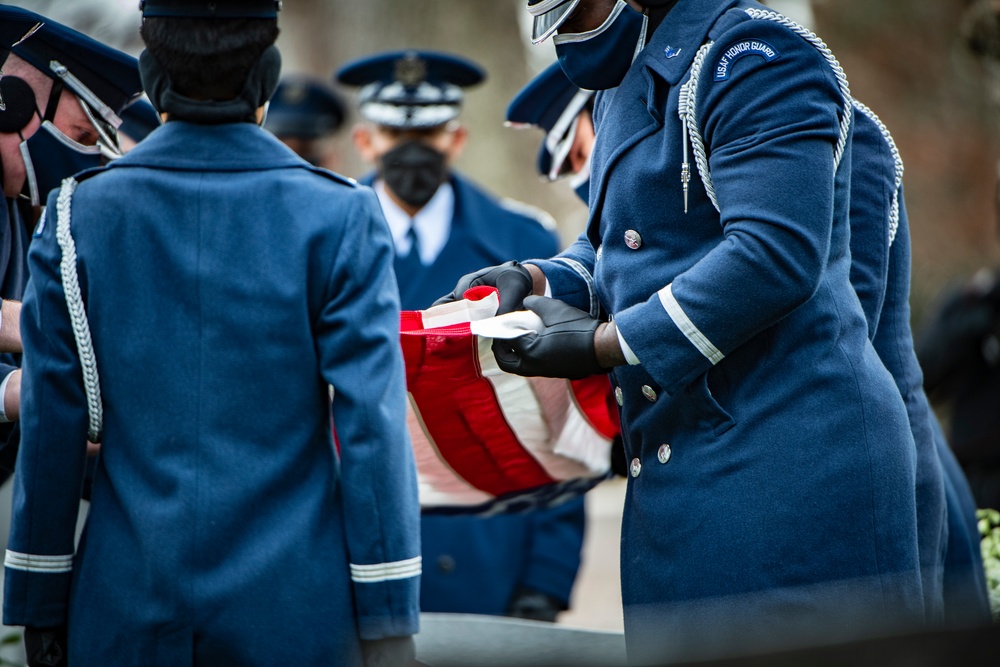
[531,0,581,44]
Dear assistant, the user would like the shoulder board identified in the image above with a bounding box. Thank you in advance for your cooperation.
[73,164,112,183]
[498,197,557,231]
[301,165,359,188]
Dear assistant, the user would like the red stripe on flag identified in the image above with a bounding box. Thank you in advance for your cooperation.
[570,376,621,440]
[401,321,556,497]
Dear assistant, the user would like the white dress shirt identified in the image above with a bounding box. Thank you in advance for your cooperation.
[374,179,454,266]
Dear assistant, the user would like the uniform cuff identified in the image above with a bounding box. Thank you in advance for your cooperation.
[615,323,640,365]
[0,370,16,422]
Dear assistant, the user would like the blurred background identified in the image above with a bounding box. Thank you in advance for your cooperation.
[5,0,1000,635]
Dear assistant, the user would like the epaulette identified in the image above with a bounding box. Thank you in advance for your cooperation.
[498,197,557,231]
[301,164,359,189]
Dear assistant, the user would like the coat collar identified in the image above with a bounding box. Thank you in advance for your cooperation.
[642,0,741,85]
[111,120,306,171]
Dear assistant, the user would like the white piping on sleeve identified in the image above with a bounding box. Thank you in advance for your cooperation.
[657,284,724,365]
[5,550,73,574]
[350,556,422,583]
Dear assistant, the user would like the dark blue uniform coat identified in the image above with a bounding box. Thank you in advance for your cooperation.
[3,122,421,666]
[362,172,586,615]
[849,105,990,627]
[532,1,923,661]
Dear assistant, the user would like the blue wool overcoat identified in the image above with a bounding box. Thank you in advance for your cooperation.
[3,122,421,666]
[849,105,990,626]
[359,172,585,615]
[532,1,923,661]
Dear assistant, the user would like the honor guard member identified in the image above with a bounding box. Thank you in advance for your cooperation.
[506,60,596,205]
[442,0,927,661]
[264,75,347,169]
[3,1,420,666]
[338,50,586,622]
[0,4,142,479]
[847,102,988,628]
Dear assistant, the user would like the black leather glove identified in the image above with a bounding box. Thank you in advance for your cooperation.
[24,626,67,667]
[507,586,567,623]
[495,295,606,380]
[432,261,533,316]
[361,635,416,667]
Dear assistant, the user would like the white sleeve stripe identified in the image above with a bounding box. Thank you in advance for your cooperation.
[551,257,599,318]
[615,322,641,366]
[350,556,422,583]
[5,550,73,573]
[657,284,725,365]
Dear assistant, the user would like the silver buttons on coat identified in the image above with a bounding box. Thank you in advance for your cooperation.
[595,245,603,262]
[641,385,657,402]
[630,458,642,478]
[624,230,642,250]
[658,444,672,464]
[615,386,623,406]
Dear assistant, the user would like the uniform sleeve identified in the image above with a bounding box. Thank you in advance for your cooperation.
[528,232,601,317]
[315,188,421,640]
[848,107,896,339]
[3,189,90,628]
[614,20,847,395]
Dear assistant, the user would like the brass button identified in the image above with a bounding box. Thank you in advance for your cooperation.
[657,444,672,464]
[641,385,657,402]
[630,457,642,478]
[624,230,642,250]
[615,386,623,406]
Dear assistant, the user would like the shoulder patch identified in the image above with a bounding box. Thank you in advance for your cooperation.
[499,198,556,231]
[713,39,780,81]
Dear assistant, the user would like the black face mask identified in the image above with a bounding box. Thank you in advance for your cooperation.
[379,140,447,208]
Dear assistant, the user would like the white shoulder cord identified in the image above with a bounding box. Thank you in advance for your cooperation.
[55,177,103,443]
[679,8,854,214]
[851,99,905,247]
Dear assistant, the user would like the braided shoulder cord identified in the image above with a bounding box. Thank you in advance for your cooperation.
[679,42,719,212]
[55,177,103,443]
[851,99,905,247]
[678,9,854,215]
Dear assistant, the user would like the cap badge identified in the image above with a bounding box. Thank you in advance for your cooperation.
[394,53,427,87]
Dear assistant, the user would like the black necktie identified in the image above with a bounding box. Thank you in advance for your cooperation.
[396,224,423,277]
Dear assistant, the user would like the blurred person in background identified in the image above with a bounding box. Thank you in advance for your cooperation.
[264,74,347,170]
[505,61,596,207]
[338,49,587,623]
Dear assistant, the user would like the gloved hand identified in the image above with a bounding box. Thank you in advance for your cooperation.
[506,586,566,623]
[24,626,67,667]
[432,261,534,315]
[361,635,416,667]
[495,296,606,379]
